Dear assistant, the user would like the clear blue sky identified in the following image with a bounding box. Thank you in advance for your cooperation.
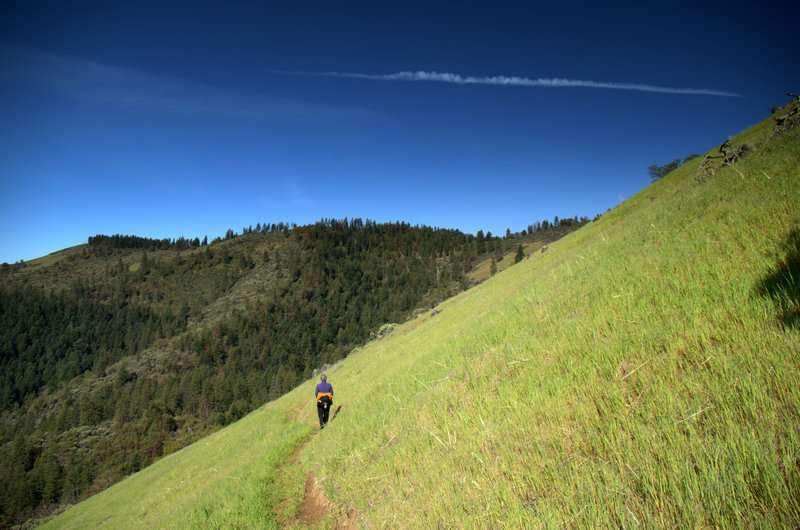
[1,1,797,263]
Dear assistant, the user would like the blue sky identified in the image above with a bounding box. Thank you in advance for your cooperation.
[1,1,797,263]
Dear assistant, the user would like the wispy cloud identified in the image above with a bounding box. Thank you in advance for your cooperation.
[303,70,740,97]
[1,47,375,121]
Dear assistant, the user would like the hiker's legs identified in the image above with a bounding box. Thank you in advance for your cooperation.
[317,404,325,427]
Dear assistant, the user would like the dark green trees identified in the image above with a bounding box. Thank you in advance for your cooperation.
[515,244,525,264]
[647,158,681,180]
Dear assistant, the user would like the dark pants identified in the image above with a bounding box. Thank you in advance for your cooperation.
[317,401,330,427]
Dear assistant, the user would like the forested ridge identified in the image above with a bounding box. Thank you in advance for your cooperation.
[0,219,479,526]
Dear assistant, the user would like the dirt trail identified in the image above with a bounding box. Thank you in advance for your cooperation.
[298,473,334,526]
[298,472,361,529]
[272,421,362,528]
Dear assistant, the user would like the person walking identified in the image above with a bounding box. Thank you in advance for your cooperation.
[315,374,333,428]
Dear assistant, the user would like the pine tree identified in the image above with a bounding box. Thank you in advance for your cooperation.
[476,230,486,254]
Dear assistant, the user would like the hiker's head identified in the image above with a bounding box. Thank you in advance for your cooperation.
[320,374,327,382]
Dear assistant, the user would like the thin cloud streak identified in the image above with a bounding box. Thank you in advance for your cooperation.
[317,70,741,97]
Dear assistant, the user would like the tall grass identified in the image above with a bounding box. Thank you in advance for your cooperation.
[303,118,800,527]
[47,110,799,528]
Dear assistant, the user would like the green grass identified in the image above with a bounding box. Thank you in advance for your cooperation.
[302,114,800,527]
[42,405,314,529]
[468,240,545,282]
[47,109,800,527]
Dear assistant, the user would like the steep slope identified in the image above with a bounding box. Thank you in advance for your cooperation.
[45,103,799,527]
[299,127,799,525]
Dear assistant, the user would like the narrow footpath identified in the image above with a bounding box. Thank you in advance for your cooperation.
[271,409,361,528]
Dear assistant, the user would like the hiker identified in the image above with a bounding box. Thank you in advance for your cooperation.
[315,374,333,428]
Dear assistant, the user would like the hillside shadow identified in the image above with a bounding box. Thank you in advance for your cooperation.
[757,229,800,328]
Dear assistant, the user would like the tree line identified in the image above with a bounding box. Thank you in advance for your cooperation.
[647,153,701,181]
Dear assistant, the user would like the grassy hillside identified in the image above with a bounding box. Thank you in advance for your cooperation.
[45,103,799,527]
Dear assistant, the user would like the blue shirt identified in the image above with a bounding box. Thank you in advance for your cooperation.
[315,381,333,400]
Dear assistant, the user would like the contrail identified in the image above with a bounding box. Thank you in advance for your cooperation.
[294,70,740,97]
